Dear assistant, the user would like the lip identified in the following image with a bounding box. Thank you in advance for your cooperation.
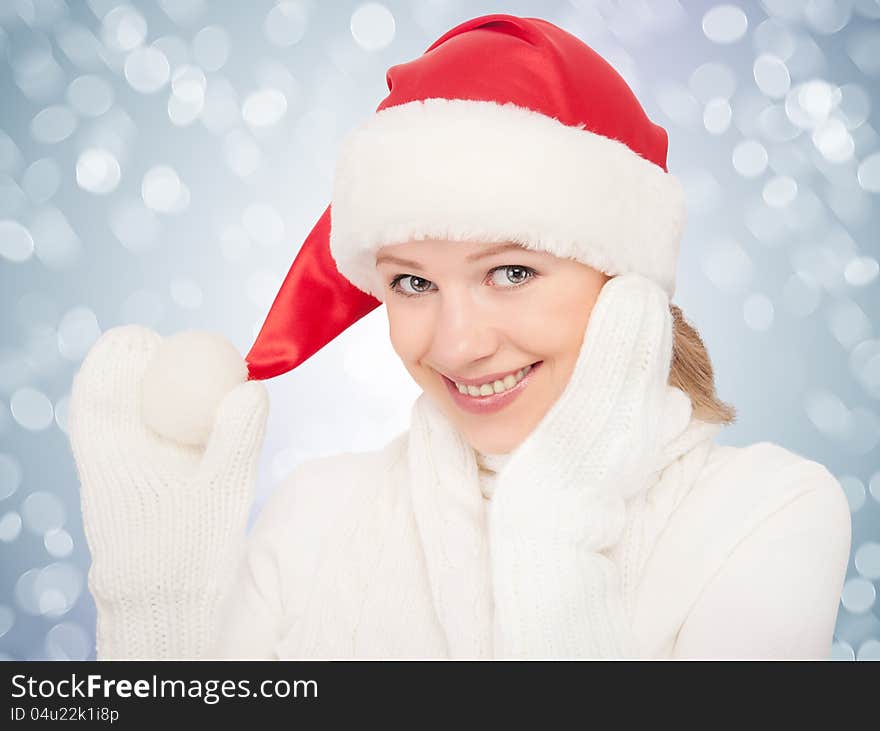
[441,361,543,415]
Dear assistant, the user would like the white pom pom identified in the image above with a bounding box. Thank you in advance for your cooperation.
[142,330,248,447]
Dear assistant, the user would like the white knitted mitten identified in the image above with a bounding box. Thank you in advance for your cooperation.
[67,325,269,659]
[489,273,690,658]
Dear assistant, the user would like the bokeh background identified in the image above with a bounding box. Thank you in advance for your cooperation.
[1,0,879,661]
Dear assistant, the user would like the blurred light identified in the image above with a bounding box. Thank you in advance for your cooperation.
[0,605,13,640]
[703,98,733,134]
[753,17,796,59]
[44,528,74,559]
[844,256,879,287]
[654,81,701,128]
[57,306,102,361]
[45,621,90,660]
[690,61,738,101]
[870,471,880,502]
[805,390,853,440]
[141,165,188,213]
[812,117,854,162]
[158,0,206,26]
[242,88,288,127]
[34,562,83,618]
[732,139,769,177]
[838,474,866,511]
[0,129,23,174]
[124,45,170,93]
[854,541,880,580]
[757,103,800,141]
[804,0,852,34]
[754,53,791,98]
[825,298,872,349]
[22,157,61,203]
[30,105,77,144]
[54,394,69,433]
[0,453,23,501]
[29,206,82,268]
[702,4,749,44]
[109,196,161,252]
[199,75,238,133]
[0,512,23,543]
[10,387,54,431]
[265,1,309,47]
[857,152,880,192]
[101,4,147,52]
[22,491,65,535]
[192,25,229,71]
[857,640,880,661]
[152,35,190,70]
[846,28,880,76]
[743,293,775,331]
[836,83,870,129]
[171,64,206,102]
[54,21,103,70]
[850,339,880,399]
[841,577,876,613]
[66,74,113,116]
[167,91,203,126]
[75,147,121,194]
[763,175,797,206]
[0,220,35,262]
[0,175,27,217]
[350,2,396,51]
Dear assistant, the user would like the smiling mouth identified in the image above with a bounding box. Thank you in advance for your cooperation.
[440,361,543,397]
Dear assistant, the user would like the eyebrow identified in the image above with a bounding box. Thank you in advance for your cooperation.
[375,242,528,269]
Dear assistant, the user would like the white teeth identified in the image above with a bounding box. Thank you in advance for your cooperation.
[454,364,536,397]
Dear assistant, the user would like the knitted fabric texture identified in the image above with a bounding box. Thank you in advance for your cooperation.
[407,273,724,658]
[476,451,511,501]
[68,325,269,660]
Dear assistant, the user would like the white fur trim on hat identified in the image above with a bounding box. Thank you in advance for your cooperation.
[329,97,686,301]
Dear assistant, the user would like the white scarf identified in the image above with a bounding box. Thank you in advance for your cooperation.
[406,274,724,658]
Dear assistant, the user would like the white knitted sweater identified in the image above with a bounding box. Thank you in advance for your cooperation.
[69,275,852,659]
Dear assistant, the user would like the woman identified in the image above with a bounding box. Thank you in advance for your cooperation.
[67,14,851,660]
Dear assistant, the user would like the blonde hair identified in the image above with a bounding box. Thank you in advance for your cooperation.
[668,304,737,425]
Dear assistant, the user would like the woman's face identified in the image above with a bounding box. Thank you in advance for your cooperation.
[376,238,610,454]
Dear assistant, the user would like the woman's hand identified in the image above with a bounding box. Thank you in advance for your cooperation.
[67,325,269,658]
[492,273,685,549]
[488,273,694,658]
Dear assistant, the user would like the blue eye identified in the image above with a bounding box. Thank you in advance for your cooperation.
[488,265,536,287]
[388,266,538,298]
[388,275,436,297]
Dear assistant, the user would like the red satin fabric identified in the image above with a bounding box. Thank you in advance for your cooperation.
[245,13,668,381]
[383,14,669,171]
[245,204,380,381]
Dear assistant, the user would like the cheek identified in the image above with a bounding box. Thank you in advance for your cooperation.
[515,288,590,358]
[387,306,430,366]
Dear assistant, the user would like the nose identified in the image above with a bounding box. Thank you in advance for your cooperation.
[429,286,501,374]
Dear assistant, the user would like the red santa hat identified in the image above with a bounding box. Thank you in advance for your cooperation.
[245,13,684,382]
[142,13,686,445]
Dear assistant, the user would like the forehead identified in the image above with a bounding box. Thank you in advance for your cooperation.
[375,239,534,267]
